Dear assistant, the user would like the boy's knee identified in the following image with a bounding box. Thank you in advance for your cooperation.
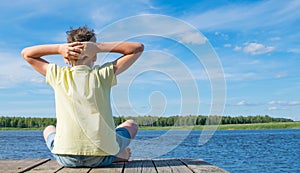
[44,125,56,132]
[126,120,138,129]
[43,125,56,141]
[126,119,137,125]
[118,119,138,139]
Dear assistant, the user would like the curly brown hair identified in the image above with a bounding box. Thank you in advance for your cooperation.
[66,26,96,43]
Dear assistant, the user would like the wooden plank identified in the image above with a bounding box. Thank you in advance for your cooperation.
[0,159,50,173]
[0,159,25,173]
[165,159,193,173]
[141,160,157,173]
[180,159,229,173]
[56,167,91,173]
[123,160,143,173]
[25,160,63,173]
[21,159,51,173]
[153,159,172,173]
[89,162,124,173]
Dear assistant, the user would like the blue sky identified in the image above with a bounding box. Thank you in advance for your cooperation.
[0,0,299,120]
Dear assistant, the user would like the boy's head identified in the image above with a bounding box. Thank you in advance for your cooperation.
[66,26,97,67]
[67,26,96,43]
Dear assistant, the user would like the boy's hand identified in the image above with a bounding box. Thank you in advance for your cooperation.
[58,42,84,64]
[81,42,99,58]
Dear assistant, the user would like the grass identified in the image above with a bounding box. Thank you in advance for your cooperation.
[138,122,300,130]
[1,122,300,131]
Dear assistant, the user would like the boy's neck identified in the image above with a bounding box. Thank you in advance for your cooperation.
[71,59,94,68]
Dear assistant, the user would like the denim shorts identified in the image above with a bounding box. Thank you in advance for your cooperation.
[46,127,131,167]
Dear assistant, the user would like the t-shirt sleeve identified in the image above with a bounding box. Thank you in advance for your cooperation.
[98,62,117,87]
[46,64,58,86]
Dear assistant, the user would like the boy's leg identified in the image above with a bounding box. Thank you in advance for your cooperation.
[113,120,138,162]
[116,119,138,139]
[43,125,56,141]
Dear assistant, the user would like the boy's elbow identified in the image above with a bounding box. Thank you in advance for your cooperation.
[136,43,144,53]
[21,48,28,59]
[21,48,34,63]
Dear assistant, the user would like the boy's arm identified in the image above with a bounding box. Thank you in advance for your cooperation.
[21,42,84,76]
[84,42,144,75]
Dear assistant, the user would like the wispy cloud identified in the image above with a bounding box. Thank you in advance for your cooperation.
[95,14,208,46]
[90,0,158,28]
[233,42,275,55]
[233,46,242,51]
[224,44,231,48]
[177,32,207,44]
[231,100,300,108]
[270,37,281,41]
[288,48,300,53]
[0,51,64,88]
[0,52,34,88]
[243,43,275,55]
[184,0,300,31]
[268,100,300,106]
[234,100,260,107]
[267,107,287,111]
[273,72,288,79]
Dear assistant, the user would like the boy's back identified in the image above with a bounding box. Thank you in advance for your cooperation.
[46,62,119,156]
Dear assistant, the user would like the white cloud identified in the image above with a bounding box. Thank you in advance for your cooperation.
[235,100,260,106]
[242,60,260,65]
[177,32,207,44]
[91,5,119,26]
[273,72,288,79]
[268,107,277,111]
[288,101,300,105]
[288,48,300,53]
[238,100,300,107]
[224,44,231,48]
[234,46,242,51]
[90,0,159,29]
[231,100,300,112]
[236,100,248,106]
[268,107,287,111]
[0,51,46,88]
[95,14,208,47]
[243,43,275,55]
[225,72,258,81]
[268,100,300,106]
[269,101,284,105]
[270,37,281,41]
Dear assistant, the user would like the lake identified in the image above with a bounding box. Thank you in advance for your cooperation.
[0,129,299,173]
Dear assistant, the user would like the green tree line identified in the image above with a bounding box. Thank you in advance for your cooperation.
[0,117,56,128]
[0,115,293,129]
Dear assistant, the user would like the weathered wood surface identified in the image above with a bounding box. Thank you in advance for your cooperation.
[0,158,228,173]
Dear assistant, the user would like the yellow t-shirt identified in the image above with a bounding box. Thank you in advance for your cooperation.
[46,62,120,156]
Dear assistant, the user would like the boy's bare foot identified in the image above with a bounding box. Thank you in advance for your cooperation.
[114,147,131,162]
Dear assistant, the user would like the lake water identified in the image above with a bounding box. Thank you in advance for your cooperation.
[0,129,299,173]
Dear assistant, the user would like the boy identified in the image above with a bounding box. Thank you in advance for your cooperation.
[21,26,144,167]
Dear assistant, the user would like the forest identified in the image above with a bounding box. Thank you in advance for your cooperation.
[0,115,293,129]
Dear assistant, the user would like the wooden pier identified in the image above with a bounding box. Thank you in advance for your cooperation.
[0,158,228,173]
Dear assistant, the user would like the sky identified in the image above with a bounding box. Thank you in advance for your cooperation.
[0,0,299,121]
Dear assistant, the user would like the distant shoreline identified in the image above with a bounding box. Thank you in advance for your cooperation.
[1,122,299,131]
[139,122,300,130]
